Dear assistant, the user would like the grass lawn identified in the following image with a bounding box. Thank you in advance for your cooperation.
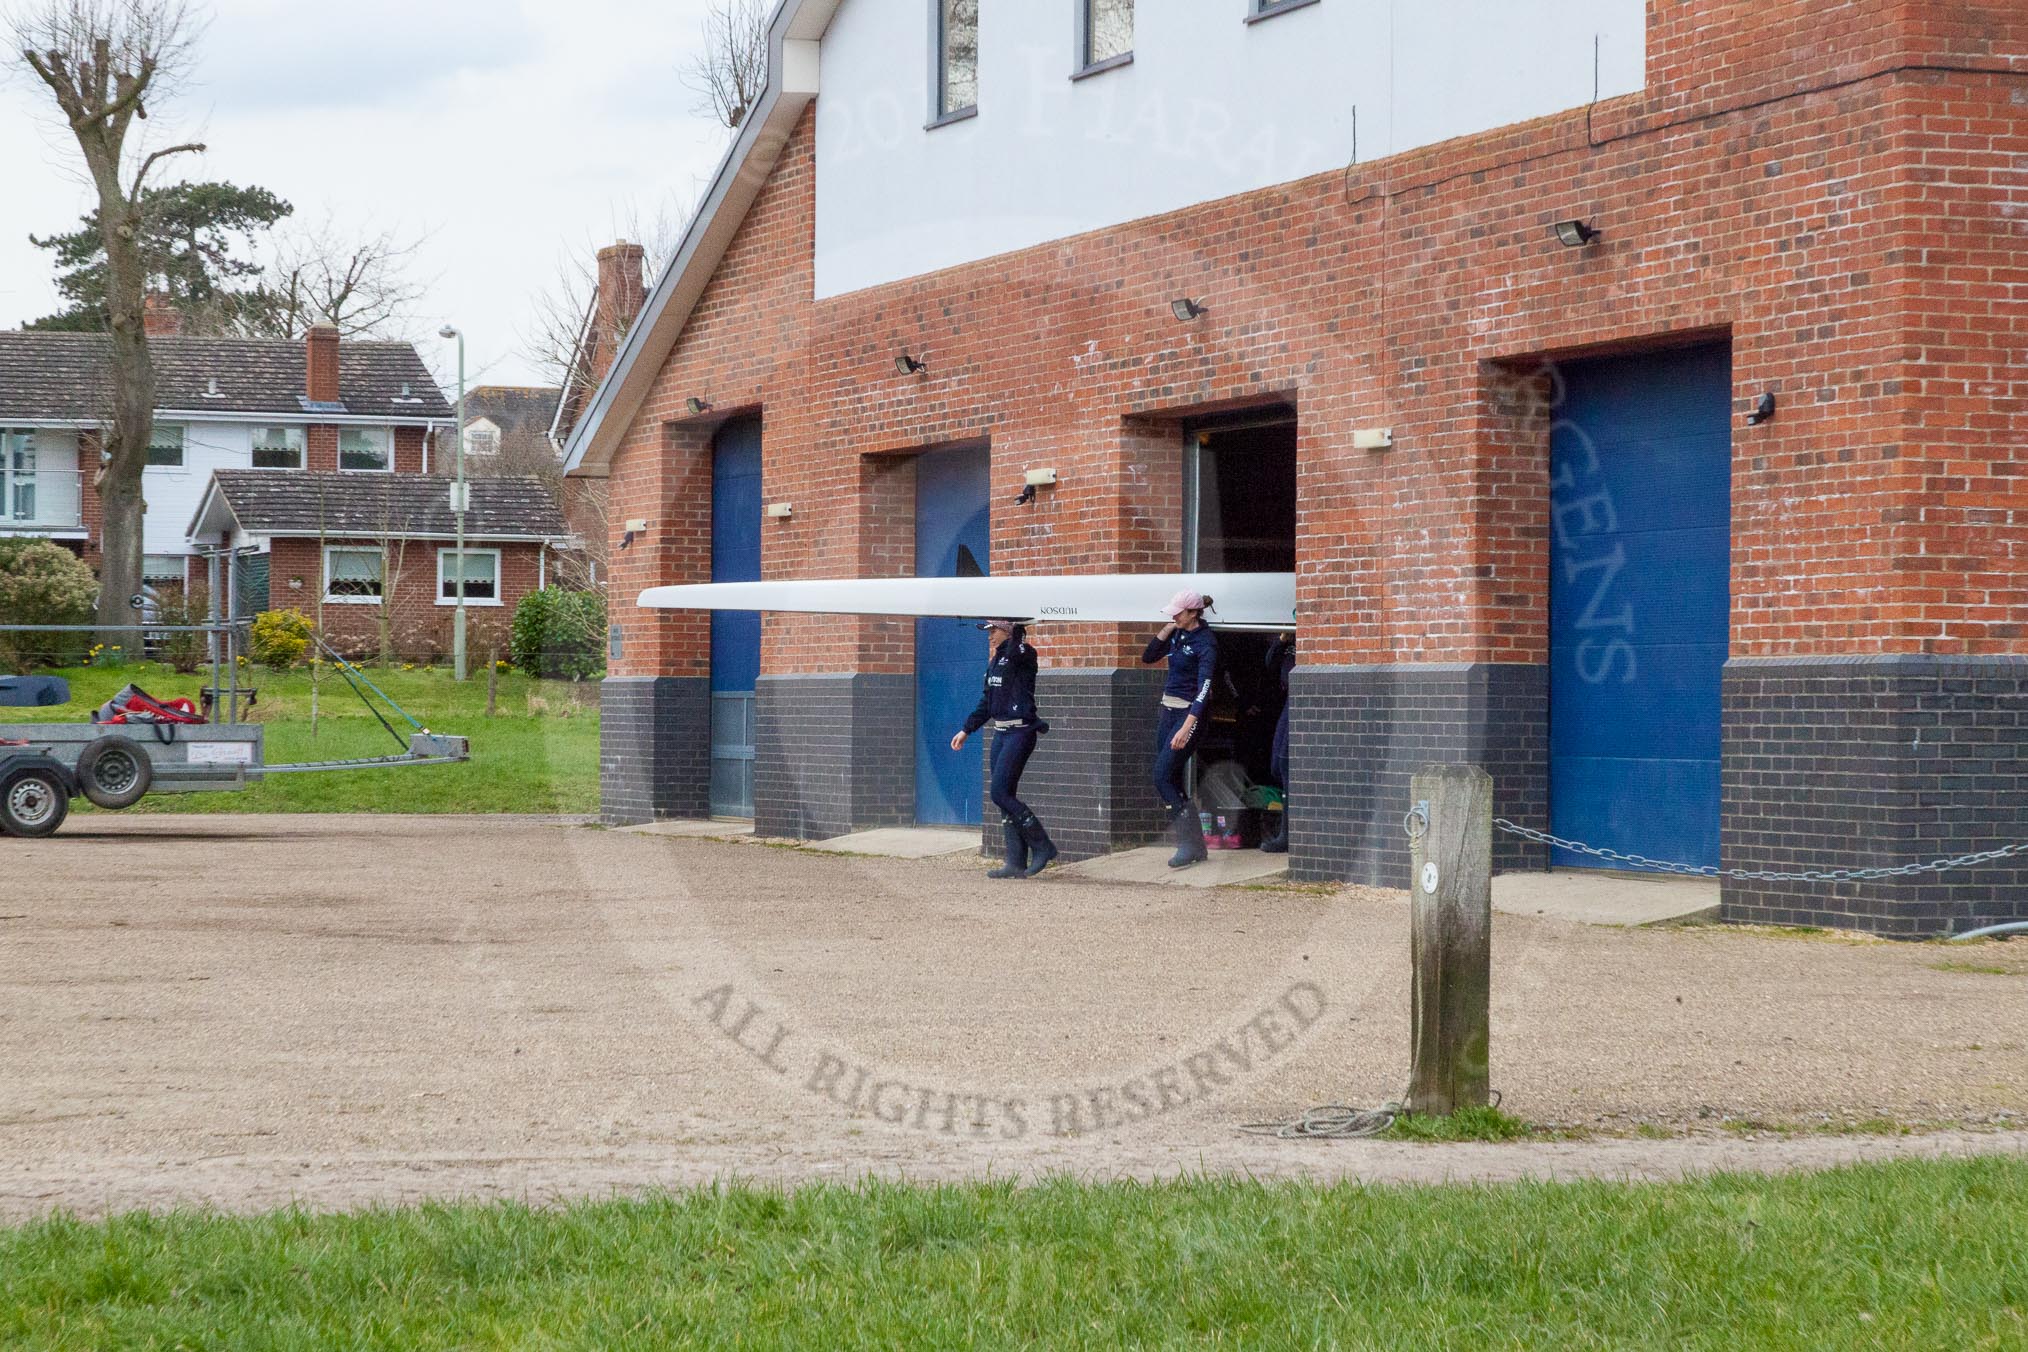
[3,662,598,815]
[2,1159,2024,1348]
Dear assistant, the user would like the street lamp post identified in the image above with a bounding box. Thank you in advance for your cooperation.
[438,325,468,680]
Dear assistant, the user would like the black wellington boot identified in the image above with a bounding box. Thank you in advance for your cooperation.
[1260,812,1289,854]
[987,818,1029,879]
[1167,802,1208,869]
[1019,815,1058,877]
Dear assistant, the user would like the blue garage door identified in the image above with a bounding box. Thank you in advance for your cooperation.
[915,444,991,826]
[711,417,763,818]
[1549,343,1731,869]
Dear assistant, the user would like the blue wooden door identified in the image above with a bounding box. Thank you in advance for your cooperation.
[1549,343,1731,869]
[710,417,763,818]
[914,444,991,826]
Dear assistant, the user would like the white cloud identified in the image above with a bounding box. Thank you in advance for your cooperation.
[1,0,737,387]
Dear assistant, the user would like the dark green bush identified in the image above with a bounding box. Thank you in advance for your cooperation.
[0,538,96,672]
[510,588,606,681]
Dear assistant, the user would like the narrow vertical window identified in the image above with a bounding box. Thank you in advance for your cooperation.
[1081,0,1133,71]
[933,0,978,122]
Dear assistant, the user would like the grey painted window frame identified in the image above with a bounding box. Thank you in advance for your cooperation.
[1246,0,1320,22]
[926,0,979,129]
[1074,0,1134,79]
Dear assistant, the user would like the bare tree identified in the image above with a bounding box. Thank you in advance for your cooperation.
[234,218,428,341]
[680,0,769,130]
[14,0,202,646]
[523,200,686,436]
[367,488,418,670]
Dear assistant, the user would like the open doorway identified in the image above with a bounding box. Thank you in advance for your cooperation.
[1183,414,1297,805]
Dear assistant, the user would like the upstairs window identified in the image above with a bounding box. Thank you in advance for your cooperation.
[932,0,978,123]
[251,426,304,469]
[1079,0,1133,72]
[340,426,392,472]
[146,424,185,467]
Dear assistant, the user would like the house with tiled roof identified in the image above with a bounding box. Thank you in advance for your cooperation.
[188,470,572,658]
[459,385,562,476]
[1,318,570,657]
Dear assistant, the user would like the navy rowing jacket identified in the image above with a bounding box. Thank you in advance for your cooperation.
[963,630,1041,734]
[1141,623,1218,718]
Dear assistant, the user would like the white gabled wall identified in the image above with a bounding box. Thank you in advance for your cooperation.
[813,0,1644,298]
[145,422,256,557]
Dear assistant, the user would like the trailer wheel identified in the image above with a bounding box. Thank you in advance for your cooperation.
[1,768,69,837]
[76,735,152,810]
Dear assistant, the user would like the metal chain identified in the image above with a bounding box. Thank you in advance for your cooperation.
[1491,818,2028,884]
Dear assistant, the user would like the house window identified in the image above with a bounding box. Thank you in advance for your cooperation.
[252,426,304,469]
[932,0,978,122]
[1079,0,1132,72]
[340,426,392,472]
[3,429,37,521]
[146,424,185,467]
[466,427,499,457]
[142,554,185,582]
[324,546,384,603]
[1247,0,1319,20]
[437,548,501,605]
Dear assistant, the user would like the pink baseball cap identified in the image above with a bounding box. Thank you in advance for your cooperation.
[1164,590,1206,619]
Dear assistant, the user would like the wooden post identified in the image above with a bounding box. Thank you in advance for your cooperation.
[485,646,499,719]
[1407,764,1493,1116]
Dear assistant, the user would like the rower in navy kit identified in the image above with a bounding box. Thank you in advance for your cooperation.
[950,620,1058,879]
[1142,590,1218,869]
[1260,631,1295,853]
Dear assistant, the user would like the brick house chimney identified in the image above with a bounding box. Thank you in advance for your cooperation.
[142,291,181,337]
[304,323,341,403]
[592,240,647,384]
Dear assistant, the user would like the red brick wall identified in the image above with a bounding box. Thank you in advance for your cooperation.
[77,429,103,568]
[304,425,338,474]
[395,425,427,475]
[600,2,2027,680]
[264,537,545,661]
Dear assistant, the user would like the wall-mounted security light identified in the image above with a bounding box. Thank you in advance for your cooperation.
[1016,466,1060,506]
[685,396,711,415]
[766,502,794,519]
[624,518,648,532]
[1746,392,1777,425]
[1352,428,1394,451]
[1171,297,1207,321]
[895,353,927,376]
[1552,219,1601,247]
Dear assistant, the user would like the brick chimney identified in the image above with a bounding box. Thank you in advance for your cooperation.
[304,323,341,404]
[142,291,181,337]
[592,240,647,383]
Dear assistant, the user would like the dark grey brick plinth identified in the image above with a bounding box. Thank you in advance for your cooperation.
[754,674,914,840]
[599,676,710,825]
[975,667,1168,862]
[1722,656,2028,938]
[1287,663,1548,886]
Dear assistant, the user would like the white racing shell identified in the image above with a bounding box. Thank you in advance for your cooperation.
[638,573,1298,630]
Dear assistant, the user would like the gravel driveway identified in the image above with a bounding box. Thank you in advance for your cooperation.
[2,815,2022,1219]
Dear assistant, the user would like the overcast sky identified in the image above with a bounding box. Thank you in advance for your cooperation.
[1,0,734,389]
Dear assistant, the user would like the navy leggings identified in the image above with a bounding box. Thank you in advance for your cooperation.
[1152,706,1203,813]
[1271,705,1290,790]
[989,725,1038,821]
